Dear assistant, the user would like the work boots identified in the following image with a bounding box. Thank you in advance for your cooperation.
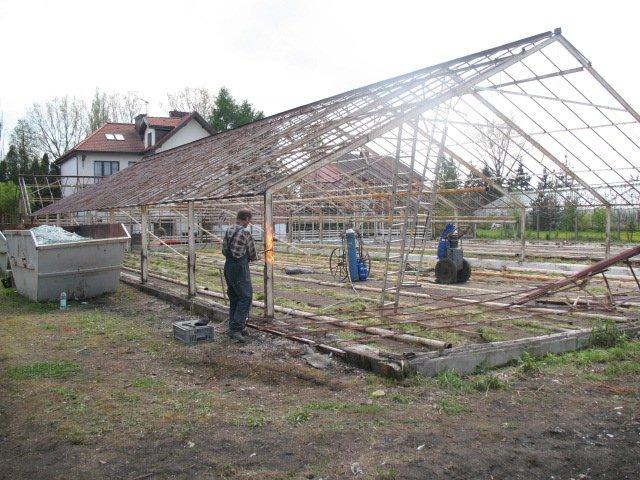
[228,331,246,343]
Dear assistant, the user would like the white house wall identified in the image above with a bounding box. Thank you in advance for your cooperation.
[59,152,142,197]
[156,119,210,153]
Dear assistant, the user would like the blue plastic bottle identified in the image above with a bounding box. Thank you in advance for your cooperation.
[59,291,67,310]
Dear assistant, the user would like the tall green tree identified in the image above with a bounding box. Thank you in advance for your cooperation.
[3,145,20,184]
[39,153,50,176]
[437,155,460,190]
[531,169,560,231]
[0,159,7,182]
[0,181,21,222]
[209,87,264,133]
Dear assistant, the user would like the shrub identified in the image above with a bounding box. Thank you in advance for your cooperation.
[589,320,627,348]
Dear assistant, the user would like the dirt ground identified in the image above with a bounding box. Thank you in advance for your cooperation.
[1,284,639,480]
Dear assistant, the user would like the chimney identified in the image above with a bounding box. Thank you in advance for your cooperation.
[169,110,189,118]
[134,113,146,135]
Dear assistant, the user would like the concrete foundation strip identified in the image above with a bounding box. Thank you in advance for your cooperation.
[121,269,450,349]
[120,272,640,378]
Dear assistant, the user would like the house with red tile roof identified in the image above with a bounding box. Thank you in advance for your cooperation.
[57,111,214,196]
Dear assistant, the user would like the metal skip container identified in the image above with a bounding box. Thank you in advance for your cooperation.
[4,224,131,301]
[0,231,9,279]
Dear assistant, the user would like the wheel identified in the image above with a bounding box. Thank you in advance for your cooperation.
[329,247,348,280]
[435,258,457,284]
[456,259,471,283]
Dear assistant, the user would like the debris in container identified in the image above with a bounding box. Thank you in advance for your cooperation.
[31,225,88,245]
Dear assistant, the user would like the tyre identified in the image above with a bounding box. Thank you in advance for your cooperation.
[435,258,457,284]
[456,259,471,283]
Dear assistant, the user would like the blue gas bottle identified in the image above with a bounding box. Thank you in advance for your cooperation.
[345,229,359,282]
[357,259,369,281]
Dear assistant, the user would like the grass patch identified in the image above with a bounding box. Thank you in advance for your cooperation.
[474,374,506,392]
[439,398,469,415]
[132,377,164,389]
[391,392,411,404]
[303,401,353,411]
[516,340,640,378]
[0,288,58,313]
[6,360,79,380]
[436,370,505,393]
[518,351,542,375]
[478,327,504,343]
[285,409,312,425]
[436,370,474,393]
[76,311,122,336]
[512,320,554,334]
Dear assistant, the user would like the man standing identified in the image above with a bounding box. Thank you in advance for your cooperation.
[222,209,258,343]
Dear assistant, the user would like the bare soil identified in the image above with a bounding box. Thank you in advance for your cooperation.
[1,284,639,480]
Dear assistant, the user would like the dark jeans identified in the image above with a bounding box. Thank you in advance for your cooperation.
[223,255,252,332]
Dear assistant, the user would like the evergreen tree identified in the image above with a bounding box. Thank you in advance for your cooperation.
[4,145,20,184]
[437,155,460,189]
[507,161,532,191]
[0,160,7,182]
[39,153,50,176]
[209,87,264,133]
[531,169,560,230]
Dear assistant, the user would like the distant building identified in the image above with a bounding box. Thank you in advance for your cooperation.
[56,111,214,197]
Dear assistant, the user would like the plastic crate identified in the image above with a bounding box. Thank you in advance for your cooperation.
[173,320,215,345]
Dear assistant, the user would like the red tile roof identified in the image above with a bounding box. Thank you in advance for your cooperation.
[56,112,215,164]
[59,123,145,161]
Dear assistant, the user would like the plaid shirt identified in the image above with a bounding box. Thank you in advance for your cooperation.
[222,224,258,261]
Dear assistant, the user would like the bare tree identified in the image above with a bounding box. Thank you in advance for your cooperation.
[166,87,215,118]
[475,120,528,187]
[107,91,146,123]
[89,90,146,131]
[26,97,88,159]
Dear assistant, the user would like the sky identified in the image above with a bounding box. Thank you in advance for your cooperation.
[0,0,638,154]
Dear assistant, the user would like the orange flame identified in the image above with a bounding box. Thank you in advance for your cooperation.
[264,225,275,265]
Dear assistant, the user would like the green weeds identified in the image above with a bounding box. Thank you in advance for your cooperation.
[6,361,80,380]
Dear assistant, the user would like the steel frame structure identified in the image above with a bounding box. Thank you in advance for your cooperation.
[31,28,640,319]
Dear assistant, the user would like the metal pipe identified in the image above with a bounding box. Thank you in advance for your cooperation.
[187,201,196,296]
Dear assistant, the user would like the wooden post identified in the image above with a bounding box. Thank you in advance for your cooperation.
[319,212,324,245]
[263,191,275,319]
[520,207,526,262]
[108,209,115,224]
[187,201,196,296]
[55,214,61,227]
[605,205,611,259]
[140,206,149,284]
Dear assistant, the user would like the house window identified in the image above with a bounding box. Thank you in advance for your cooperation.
[128,161,136,167]
[147,132,153,147]
[94,161,120,178]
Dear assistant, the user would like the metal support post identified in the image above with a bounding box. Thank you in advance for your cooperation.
[187,201,197,296]
[140,206,149,284]
[263,191,275,319]
[605,206,611,259]
[319,212,324,245]
[520,207,526,262]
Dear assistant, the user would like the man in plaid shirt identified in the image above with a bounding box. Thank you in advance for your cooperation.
[222,209,258,342]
